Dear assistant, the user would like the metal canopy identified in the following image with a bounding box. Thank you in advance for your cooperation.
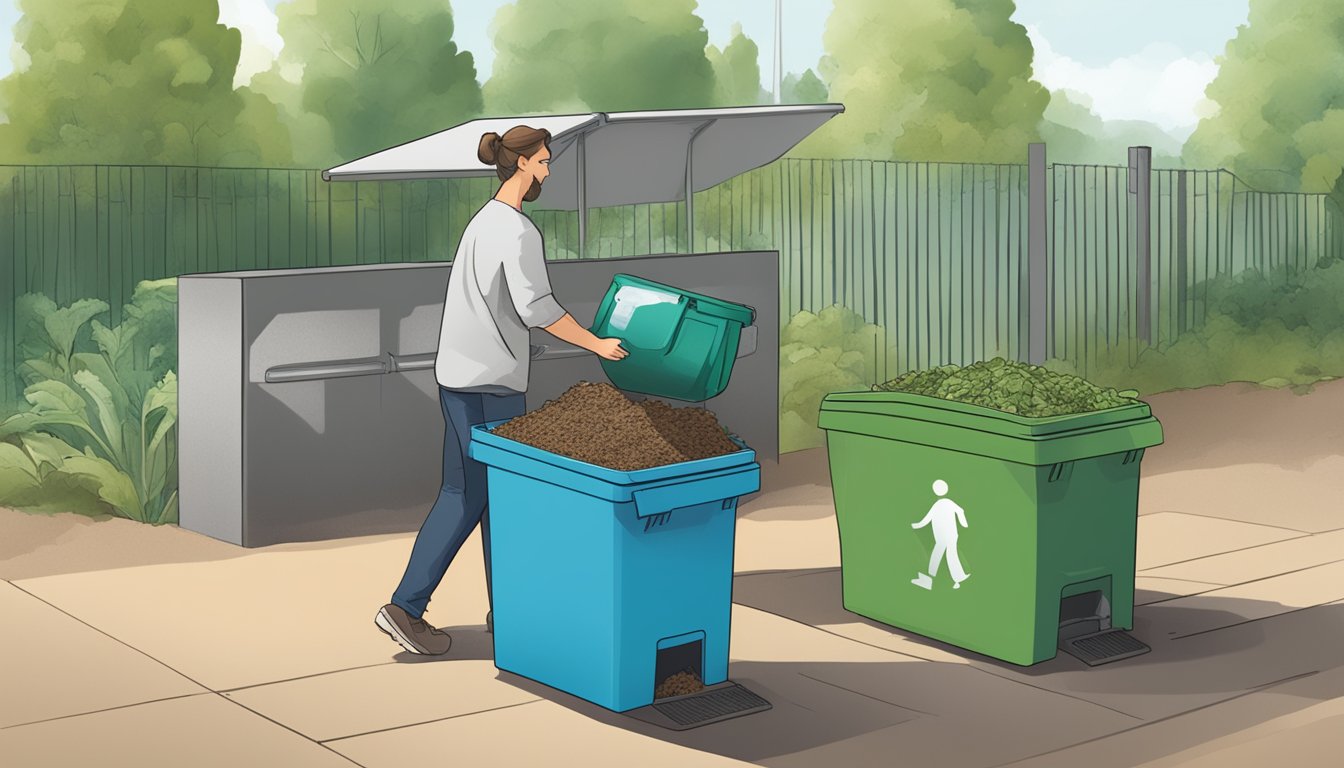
[323,103,844,255]
[320,113,601,188]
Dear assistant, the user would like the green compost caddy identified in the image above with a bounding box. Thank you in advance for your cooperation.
[589,274,755,403]
[818,391,1164,666]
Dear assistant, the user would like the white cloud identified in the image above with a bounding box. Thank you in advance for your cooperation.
[218,0,283,88]
[1027,24,1218,138]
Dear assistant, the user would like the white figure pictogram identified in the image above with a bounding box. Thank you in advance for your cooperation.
[911,479,970,590]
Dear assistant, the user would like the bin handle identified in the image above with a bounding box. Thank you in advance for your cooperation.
[264,357,386,383]
[389,352,436,373]
[531,343,589,361]
[735,325,758,359]
[631,465,758,519]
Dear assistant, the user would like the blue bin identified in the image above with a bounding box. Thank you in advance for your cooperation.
[469,422,761,712]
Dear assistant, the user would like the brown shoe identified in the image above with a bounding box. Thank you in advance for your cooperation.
[375,604,452,655]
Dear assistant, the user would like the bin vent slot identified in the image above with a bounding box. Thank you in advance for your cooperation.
[642,512,673,532]
[651,683,772,729]
[1122,449,1143,465]
[1061,629,1151,666]
[1047,461,1074,483]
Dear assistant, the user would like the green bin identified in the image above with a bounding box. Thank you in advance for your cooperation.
[818,391,1164,666]
[589,274,755,402]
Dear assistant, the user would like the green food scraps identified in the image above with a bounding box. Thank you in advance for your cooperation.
[873,357,1140,416]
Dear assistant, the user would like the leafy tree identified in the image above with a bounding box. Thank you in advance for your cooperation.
[707,24,768,107]
[483,0,716,114]
[0,0,292,166]
[252,0,482,167]
[781,69,828,104]
[1183,0,1344,195]
[1041,90,1184,166]
[798,0,1048,162]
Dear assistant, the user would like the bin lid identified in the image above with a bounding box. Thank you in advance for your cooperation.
[819,391,1164,466]
[611,274,755,326]
[820,390,1157,438]
[322,104,844,211]
[470,421,756,490]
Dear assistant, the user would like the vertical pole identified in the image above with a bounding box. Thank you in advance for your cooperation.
[774,0,783,104]
[685,120,715,254]
[1130,146,1153,346]
[1177,169,1188,336]
[1027,143,1047,365]
[685,139,694,253]
[577,132,587,259]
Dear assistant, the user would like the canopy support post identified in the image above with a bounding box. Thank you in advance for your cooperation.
[685,119,716,254]
[577,132,588,259]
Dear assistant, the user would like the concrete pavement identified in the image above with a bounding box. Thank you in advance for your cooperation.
[3,380,1342,767]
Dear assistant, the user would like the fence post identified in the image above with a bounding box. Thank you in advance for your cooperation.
[1177,169,1189,335]
[1027,143,1047,365]
[1129,147,1153,345]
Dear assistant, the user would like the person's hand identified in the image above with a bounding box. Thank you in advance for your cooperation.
[592,337,629,361]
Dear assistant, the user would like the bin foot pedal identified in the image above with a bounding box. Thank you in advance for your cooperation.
[625,682,771,730]
[1061,629,1150,666]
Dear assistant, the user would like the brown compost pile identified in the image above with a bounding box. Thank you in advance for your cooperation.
[654,670,706,699]
[492,382,740,471]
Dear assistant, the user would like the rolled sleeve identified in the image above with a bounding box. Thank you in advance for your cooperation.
[504,228,566,328]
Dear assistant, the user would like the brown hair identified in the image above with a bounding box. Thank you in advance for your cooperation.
[478,125,552,202]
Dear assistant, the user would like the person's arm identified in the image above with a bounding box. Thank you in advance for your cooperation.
[912,507,934,529]
[956,504,968,529]
[501,228,566,329]
[503,228,627,361]
[542,313,627,361]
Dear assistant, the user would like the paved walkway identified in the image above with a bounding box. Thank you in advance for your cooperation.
[2,381,1342,767]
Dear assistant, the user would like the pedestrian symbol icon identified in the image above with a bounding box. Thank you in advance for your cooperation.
[911,479,970,590]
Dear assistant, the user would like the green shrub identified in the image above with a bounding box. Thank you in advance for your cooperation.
[779,305,894,452]
[1051,261,1344,395]
[0,279,179,524]
[1207,262,1344,335]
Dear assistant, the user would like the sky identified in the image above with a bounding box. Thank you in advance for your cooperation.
[0,0,1251,138]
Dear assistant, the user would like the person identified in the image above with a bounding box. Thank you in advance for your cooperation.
[375,125,628,655]
[911,479,970,590]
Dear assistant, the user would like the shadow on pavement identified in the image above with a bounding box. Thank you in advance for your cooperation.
[466,569,1344,767]
[495,659,934,765]
[731,566,1344,699]
[388,625,496,664]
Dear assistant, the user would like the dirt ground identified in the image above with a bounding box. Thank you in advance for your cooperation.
[2,379,1342,767]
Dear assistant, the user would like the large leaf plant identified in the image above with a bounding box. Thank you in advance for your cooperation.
[0,279,179,524]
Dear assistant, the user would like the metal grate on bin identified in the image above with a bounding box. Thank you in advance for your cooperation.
[1062,629,1151,666]
[651,683,772,728]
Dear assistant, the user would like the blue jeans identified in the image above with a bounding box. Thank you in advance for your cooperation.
[391,387,526,618]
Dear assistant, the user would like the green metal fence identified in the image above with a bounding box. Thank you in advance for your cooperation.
[5,158,1344,405]
[1048,164,1343,375]
[529,159,1033,381]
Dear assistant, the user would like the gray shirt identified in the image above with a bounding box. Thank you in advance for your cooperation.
[434,200,567,393]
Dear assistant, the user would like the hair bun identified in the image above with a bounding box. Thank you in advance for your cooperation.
[478,132,503,165]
